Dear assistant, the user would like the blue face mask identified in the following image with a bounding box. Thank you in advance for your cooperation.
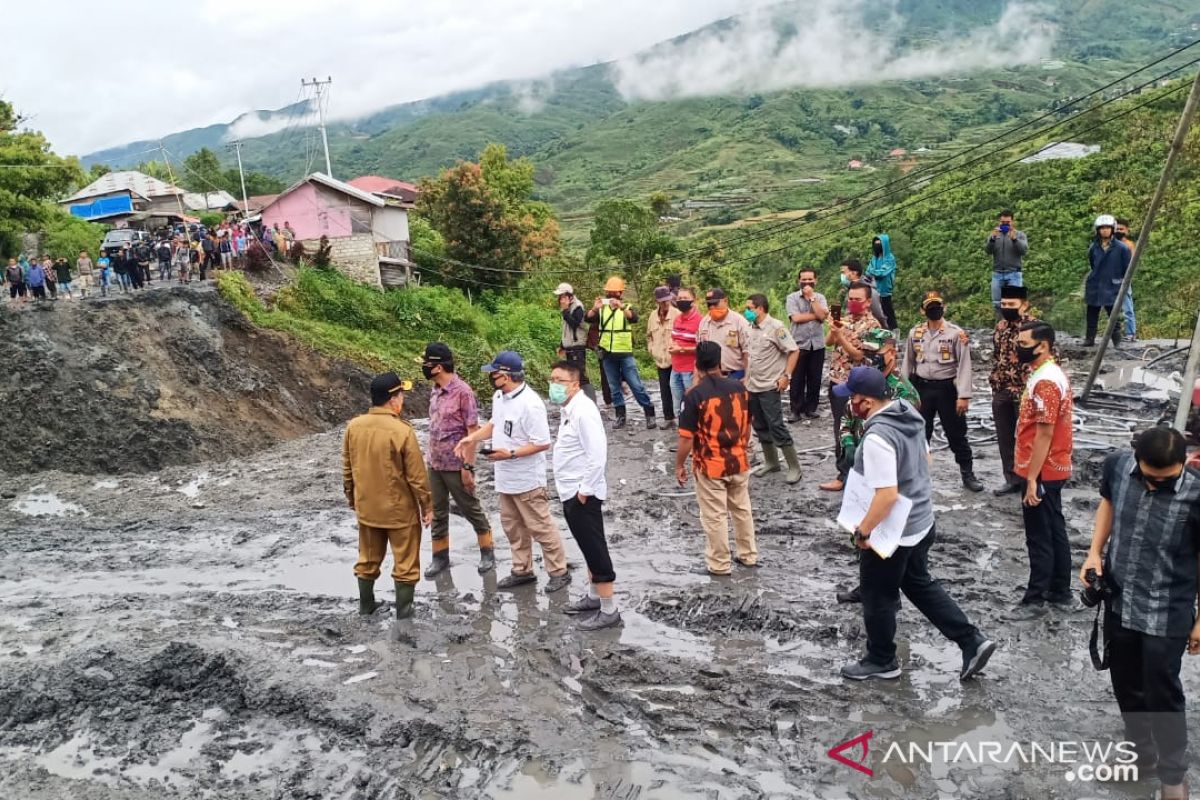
[743,308,758,323]
[548,383,569,405]
[840,273,851,288]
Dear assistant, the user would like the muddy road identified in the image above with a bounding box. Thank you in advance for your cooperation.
[1,336,1197,799]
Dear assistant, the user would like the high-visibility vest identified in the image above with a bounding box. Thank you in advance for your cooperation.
[598,305,633,354]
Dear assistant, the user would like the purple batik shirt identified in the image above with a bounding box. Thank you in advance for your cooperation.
[428,375,479,472]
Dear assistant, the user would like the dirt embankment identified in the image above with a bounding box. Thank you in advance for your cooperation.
[0,286,394,475]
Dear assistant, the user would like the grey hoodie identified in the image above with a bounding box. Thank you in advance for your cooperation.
[852,398,934,541]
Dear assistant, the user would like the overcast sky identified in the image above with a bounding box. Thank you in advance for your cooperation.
[4,0,760,156]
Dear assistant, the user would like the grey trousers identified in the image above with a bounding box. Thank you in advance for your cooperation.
[428,466,491,543]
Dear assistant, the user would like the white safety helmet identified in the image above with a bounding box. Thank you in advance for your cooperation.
[1094,214,1116,229]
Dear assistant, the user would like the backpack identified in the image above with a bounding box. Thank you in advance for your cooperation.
[6,265,20,284]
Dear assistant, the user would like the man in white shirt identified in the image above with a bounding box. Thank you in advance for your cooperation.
[455,351,571,593]
[550,360,621,630]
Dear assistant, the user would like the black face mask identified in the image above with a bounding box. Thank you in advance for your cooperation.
[489,373,506,390]
[1145,473,1179,491]
[421,365,436,380]
[1114,231,1126,240]
[1000,308,1022,323]
[873,243,883,256]
[799,280,815,289]
[924,304,945,321]
[1015,344,1039,363]
[675,300,693,312]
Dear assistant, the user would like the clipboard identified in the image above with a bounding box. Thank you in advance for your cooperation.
[836,470,913,559]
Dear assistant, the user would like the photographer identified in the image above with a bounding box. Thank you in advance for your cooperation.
[1081,426,1200,800]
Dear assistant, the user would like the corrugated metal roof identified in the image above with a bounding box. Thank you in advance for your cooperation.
[61,170,184,203]
[182,190,238,211]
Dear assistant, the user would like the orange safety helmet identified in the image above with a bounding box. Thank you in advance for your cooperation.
[603,276,626,292]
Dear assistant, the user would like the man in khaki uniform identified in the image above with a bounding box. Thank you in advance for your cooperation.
[900,292,984,492]
[343,372,434,619]
[646,285,680,429]
[698,288,750,380]
[744,293,802,484]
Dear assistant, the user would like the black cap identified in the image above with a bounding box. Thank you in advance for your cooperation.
[370,371,411,405]
[422,342,454,365]
[705,288,727,302]
[696,341,723,371]
[999,285,1028,300]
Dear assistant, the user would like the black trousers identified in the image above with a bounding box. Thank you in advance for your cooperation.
[860,526,979,664]
[749,390,792,447]
[1107,612,1188,785]
[128,267,144,290]
[911,377,973,472]
[563,347,596,403]
[829,385,850,479]
[597,352,613,406]
[992,390,1020,486]
[1020,478,1070,603]
[656,366,675,421]
[1085,304,1120,344]
[879,295,898,330]
[789,348,824,415]
[562,497,615,583]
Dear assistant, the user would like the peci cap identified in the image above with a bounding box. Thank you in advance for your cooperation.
[370,371,412,405]
[481,350,524,374]
[653,285,673,302]
[999,285,1028,300]
[553,282,575,296]
[921,291,945,309]
[695,341,723,372]
[833,366,890,400]
[421,342,454,365]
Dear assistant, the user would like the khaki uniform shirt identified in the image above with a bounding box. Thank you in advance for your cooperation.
[901,320,973,398]
[342,407,432,529]
[646,306,680,369]
[698,312,751,374]
[745,315,799,393]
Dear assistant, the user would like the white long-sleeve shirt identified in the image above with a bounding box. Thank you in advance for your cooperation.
[552,391,608,501]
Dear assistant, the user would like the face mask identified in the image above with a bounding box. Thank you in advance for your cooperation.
[709,306,728,321]
[840,274,851,288]
[743,309,758,323]
[1015,344,1039,364]
[847,299,867,315]
[1000,307,1022,323]
[799,280,815,290]
[1114,231,1126,240]
[489,373,506,390]
[924,304,945,321]
[851,399,871,419]
[421,365,436,380]
[1144,472,1180,491]
[873,243,883,256]
[675,300,693,312]
[999,223,1011,234]
[548,383,568,405]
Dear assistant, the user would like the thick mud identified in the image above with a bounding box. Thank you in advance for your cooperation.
[1,332,1196,799]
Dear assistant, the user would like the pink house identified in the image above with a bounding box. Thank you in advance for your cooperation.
[847,159,864,170]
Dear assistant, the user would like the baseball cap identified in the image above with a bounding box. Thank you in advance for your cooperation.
[653,285,673,302]
[481,351,524,373]
[421,342,454,365]
[370,371,412,405]
[695,341,722,371]
[860,328,896,352]
[833,366,889,399]
[921,291,945,309]
[553,282,574,296]
[705,288,727,305]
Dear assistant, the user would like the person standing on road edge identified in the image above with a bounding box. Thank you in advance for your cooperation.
[585,276,657,430]
[820,281,881,492]
[785,267,828,421]
[743,293,802,484]
[1010,321,1074,620]
[42,257,58,300]
[1080,426,1200,800]
[455,351,572,593]
[551,360,623,631]
[420,342,495,578]
[647,285,680,429]
[6,258,26,302]
[986,210,1028,311]
[53,257,74,299]
[1084,214,1131,347]
[668,287,702,419]
[343,373,433,624]
[675,341,757,576]
[698,288,750,381]
[76,250,94,298]
[901,291,984,492]
[837,365,997,682]
[991,286,1037,496]
[867,233,898,330]
[554,283,596,403]
[26,258,47,301]
[1115,217,1138,342]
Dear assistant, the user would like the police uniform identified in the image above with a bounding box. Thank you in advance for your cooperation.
[900,306,980,488]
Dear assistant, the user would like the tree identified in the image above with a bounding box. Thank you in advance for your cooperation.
[0,100,82,256]
[87,163,112,181]
[649,191,673,219]
[135,160,174,182]
[232,170,285,196]
[586,199,679,302]
[41,210,105,259]
[180,147,224,192]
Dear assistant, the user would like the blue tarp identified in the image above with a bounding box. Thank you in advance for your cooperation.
[69,195,134,220]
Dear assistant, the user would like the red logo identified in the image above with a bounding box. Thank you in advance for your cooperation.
[828,731,874,776]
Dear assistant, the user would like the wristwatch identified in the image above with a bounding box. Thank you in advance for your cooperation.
[853,527,870,544]
[462,463,475,473]
[509,449,517,460]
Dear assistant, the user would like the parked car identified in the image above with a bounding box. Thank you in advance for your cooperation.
[101,229,151,259]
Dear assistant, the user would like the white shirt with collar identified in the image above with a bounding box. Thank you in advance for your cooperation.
[489,383,551,494]
[553,390,608,501]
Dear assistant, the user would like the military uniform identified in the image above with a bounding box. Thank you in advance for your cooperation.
[901,317,979,486]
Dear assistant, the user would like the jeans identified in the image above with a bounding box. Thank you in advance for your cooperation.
[601,353,653,411]
[789,348,824,415]
[859,526,980,664]
[1122,290,1136,338]
[1020,478,1070,603]
[990,270,1024,309]
[670,370,693,418]
[656,366,675,421]
[749,390,792,447]
[727,369,746,382]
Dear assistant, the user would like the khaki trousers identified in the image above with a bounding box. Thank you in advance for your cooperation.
[498,488,567,576]
[427,466,493,554]
[354,522,421,584]
[695,471,757,574]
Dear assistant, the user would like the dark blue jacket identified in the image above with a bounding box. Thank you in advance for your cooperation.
[1085,239,1131,307]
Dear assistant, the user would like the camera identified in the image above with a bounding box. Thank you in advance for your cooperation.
[1080,569,1110,608]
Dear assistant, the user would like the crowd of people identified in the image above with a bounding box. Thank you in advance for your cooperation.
[341,213,1195,799]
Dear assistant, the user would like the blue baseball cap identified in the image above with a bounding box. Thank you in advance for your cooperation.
[833,365,889,399]
[481,351,524,373]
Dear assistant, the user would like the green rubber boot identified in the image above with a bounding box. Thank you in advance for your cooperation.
[394,580,416,620]
[752,442,781,477]
[780,444,803,485]
[357,578,379,615]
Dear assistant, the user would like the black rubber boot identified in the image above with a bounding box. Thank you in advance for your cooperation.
[477,547,495,574]
[613,406,627,429]
[424,551,450,579]
[394,581,416,620]
[357,578,379,615]
[643,406,656,430]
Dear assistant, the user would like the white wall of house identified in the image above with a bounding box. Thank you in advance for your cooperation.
[370,206,409,244]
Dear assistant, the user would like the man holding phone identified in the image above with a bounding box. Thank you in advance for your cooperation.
[986,210,1028,311]
[1011,321,1074,620]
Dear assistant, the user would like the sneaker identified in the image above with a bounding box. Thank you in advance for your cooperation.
[497,572,537,590]
[1123,334,1136,343]
[804,411,821,420]
[993,481,1023,497]
[960,637,997,680]
[733,556,760,568]
[544,572,572,594]
[689,565,731,577]
[961,472,985,493]
[562,595,602,615]
[658,418,675,430]
[1007,602,1048,621]
[577,610,623,631]
[836,586,862,604]
[841,658,902,681]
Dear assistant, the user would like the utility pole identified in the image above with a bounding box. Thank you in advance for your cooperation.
[1080,69,1200,406]
[301,76,333,178]
[158,141,189,225]
[228,140,250,220]
[1174,310,1200,431]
